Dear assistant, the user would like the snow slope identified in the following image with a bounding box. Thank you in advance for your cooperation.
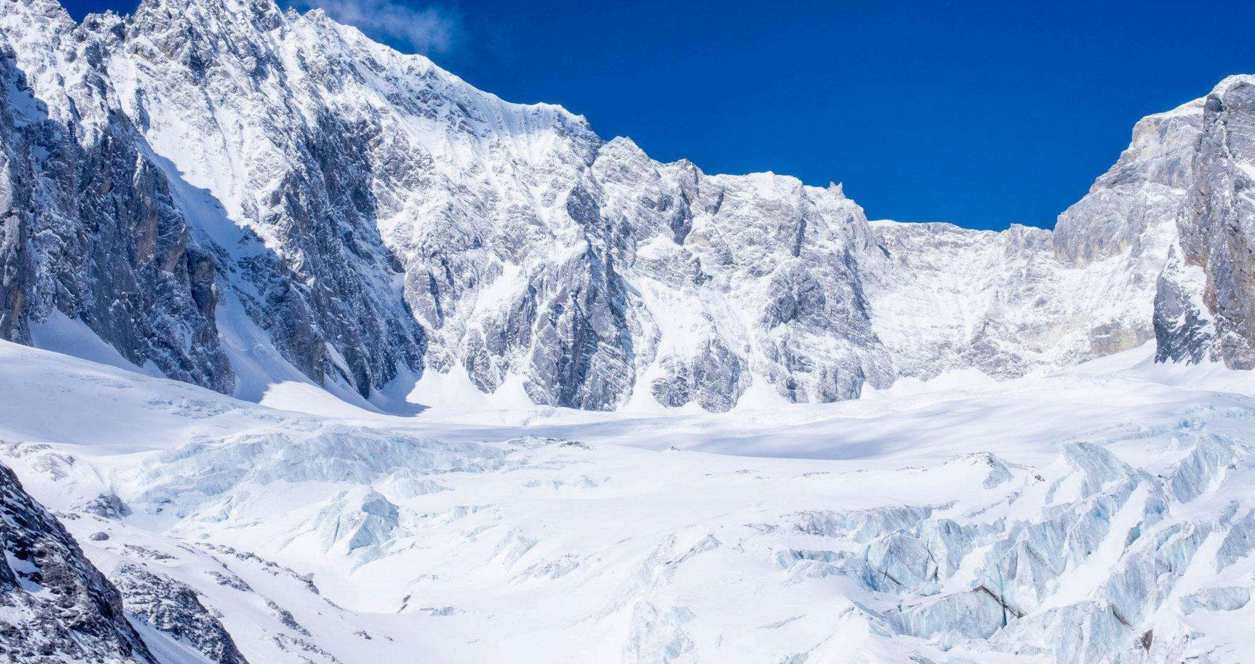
[3,340,1255,663]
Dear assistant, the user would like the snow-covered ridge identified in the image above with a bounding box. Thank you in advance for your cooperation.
[2,0,1254,414]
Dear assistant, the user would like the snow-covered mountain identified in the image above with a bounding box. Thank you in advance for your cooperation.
[4,4,1255,660]
[4,0,1253,413]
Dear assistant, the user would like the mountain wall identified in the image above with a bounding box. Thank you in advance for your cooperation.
[1,0,1251,412]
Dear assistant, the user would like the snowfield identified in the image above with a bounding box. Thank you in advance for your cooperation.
[3,340,1254,663]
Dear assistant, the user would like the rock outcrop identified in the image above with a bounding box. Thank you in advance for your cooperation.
[111,562,250,664]
[1165,76,1255,369]
[0,462,156,663]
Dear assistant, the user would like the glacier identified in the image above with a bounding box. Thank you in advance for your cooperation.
[3,335,1255,663]
[3,0,1255,662]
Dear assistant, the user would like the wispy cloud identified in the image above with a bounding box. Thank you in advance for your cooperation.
[291,0,462,55]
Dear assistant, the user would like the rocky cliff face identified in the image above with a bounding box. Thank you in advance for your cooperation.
[0,22,233,393]
[0,461,156,663]
[864,91,1199,382]
[1159,76,1255,369]
[0,0,425,402]
[1,0,1252,412]
[111,562,251,664]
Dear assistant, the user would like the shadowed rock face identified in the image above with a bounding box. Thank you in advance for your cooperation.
[0,462,157,664]
[0,78,31,343]
[0,38,234,392]
[651,336,749,412]
[1154,249,1216,364]
[0,0,425,401]
[2,0,1255,411]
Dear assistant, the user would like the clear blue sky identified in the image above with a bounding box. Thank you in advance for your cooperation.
[60,0,1255,229]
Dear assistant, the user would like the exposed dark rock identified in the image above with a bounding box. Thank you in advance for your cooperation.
[111,562,250,664]
[0,462,156,664]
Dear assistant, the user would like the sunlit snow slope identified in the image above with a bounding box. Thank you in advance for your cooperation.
[3,340,1254,664]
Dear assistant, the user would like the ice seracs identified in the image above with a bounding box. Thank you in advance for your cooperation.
[5,338,1255,663]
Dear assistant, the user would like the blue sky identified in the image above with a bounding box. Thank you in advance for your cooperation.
[61,0,1255,229]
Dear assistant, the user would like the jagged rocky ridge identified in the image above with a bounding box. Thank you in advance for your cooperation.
[0,461,156,664]
[111,562,251,664]
[1,0,1254,411]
